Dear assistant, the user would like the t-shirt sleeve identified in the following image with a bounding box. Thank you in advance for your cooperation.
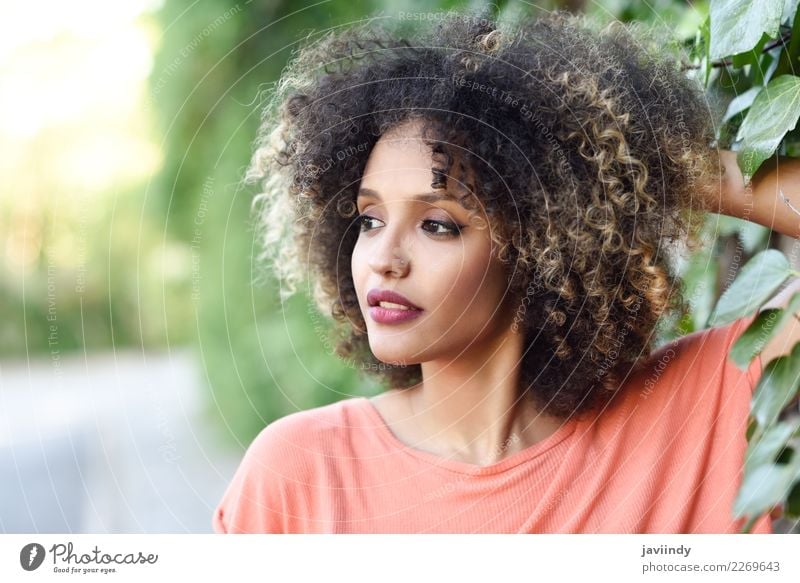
[212,423,297,534]
[638,313,763,408]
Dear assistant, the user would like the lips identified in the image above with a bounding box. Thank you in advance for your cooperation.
[366,289,423,325]
[367,288,422,310]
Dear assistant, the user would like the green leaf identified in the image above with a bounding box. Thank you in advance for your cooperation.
[736,75,800,180]
[782,0,799,25]
[701,15,712,88]
[759,45,783,87]
[710,0,784,60]
[730,292,800,369]
[751,342,800,427]
[731,49,756,69]
[712,214,748,237]
[677,238,718,333]
[731,308,782,368]
[738,219,771,254]
[710,215,772,254]
[786,480,800,517]
[723,86,763,123]
[731,32,771,81]
[773,0,800,78]
[708,249,792,327]
[746,416,759,440]
[776,446,794,464]
[733,457,800,518]
[744,419,800,473]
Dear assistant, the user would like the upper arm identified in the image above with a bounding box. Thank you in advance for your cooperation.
[717,150,800,239]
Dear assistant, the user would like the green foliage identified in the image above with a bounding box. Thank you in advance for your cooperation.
[702,245,800,530]
[751,344,800,427]
[731,292,800,369]
[699,0,800,530]
[703,0,800,168]
[744,419,800,473]
[711,250,800,530]
[707,249,792,327]
[708,252,800,529]
[709,0,784,60]
[734,455,800,529]
[736,75,800,179]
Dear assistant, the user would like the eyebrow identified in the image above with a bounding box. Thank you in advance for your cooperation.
[357,187,469,207]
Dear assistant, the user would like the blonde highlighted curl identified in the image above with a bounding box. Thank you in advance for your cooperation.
[248,9,723,420]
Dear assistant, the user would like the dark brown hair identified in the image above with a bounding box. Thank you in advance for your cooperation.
[248,9,721,419]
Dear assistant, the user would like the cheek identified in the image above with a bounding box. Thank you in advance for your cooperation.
[437,250,500,309]
[350,243,366,293]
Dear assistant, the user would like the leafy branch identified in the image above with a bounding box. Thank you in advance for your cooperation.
[693,0,800,532]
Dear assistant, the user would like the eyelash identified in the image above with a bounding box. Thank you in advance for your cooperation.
[356,214,464,237]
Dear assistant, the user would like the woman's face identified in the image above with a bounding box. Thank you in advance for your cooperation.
[351,119,516,366]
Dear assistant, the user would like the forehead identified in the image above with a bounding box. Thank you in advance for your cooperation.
[359,119,477,206]
[360,122,436,192]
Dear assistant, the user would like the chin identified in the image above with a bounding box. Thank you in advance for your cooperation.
[369,349,410,367]
[367,342,419,367]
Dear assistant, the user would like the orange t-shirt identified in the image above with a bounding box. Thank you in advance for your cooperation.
[212,315,772,533]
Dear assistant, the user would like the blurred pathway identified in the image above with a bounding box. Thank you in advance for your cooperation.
[0,349,240,533]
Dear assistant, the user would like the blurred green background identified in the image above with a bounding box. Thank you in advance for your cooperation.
[0,0,759,453]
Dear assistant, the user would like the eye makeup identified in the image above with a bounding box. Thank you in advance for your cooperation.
[356,214,465,238]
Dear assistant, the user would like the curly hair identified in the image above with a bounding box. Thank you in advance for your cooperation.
[247,8,723,420]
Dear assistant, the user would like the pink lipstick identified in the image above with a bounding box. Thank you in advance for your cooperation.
[367,288,424,324]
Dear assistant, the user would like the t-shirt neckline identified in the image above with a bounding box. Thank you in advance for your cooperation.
[356,396,578,476]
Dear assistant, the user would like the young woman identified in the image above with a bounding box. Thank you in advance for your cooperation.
[212,9,800,534]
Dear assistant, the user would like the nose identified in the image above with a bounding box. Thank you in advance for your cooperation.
[367,239,411,277]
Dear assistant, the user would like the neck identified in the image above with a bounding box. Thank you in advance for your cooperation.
[411,323,563,466]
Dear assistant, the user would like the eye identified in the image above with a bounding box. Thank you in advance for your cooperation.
[356,214,464,238]
[357,214,383,232]
[421,219,463,237]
